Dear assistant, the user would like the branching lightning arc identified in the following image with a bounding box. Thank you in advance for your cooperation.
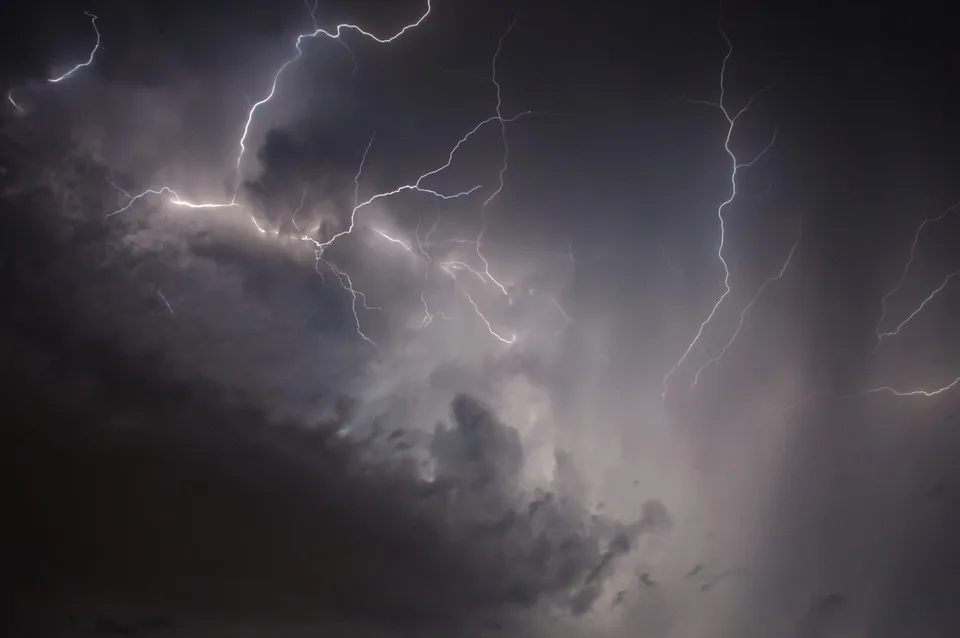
[89,1,568,347]
[690,220,801,389]
[873,200,960,346]
[660,25,778,398]
[17,5,960,404]
[851,200,960,398]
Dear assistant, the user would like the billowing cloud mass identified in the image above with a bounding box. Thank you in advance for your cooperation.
[4,0,960,637]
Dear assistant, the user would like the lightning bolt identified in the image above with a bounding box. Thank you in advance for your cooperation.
[233,1,433,179]
[7,91,24,113]
[106,183,242,217]
[848,376,960,399]
[463,291,516,344]
[33,6,951,411]
[157,289,175,315]
[109,1,435,217]
[435,245,520,341]
[290,186,329,287]
[432,257,515,343]
[876,267,960,343]
[311,107,542,259]
[690,220,801,388]
[843,199,960,401]
[326,259,378,345]
[307,17,543,346]
[873,199,960,347]
[99,3,448,344]
[373,229,413,252]
[48,12,102,84]
[93,2,550,346]
[295,136,384,345]
[660,25,776,398]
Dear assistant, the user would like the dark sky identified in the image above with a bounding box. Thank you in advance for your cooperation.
[3,1,959,636]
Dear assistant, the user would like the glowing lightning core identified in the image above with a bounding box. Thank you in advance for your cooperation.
[660,26,776,397]
[48,12,102,84]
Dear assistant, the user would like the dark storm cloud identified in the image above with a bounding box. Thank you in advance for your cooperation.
[4,280,667,636]
[242,126,369,229]
[0,129,373,423]
[2,133,665,636]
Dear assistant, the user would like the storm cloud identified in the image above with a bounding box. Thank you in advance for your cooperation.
[5,0,960,637]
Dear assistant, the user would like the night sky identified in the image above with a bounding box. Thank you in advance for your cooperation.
[3,1,959,636]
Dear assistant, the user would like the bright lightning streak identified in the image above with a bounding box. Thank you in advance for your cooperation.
[7,91,24,113]
[850,376,960,399]
[874,199,960,346]
[876,267,960,343]
[690,223,801,388]
[235,1,433,177]
[373,229,412,251]
[48,12,102,84]
[660,26,776,398]
[463,291,516,344]
[106,182,241,217]
[157,289,175,315]
[436,260,515,343]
